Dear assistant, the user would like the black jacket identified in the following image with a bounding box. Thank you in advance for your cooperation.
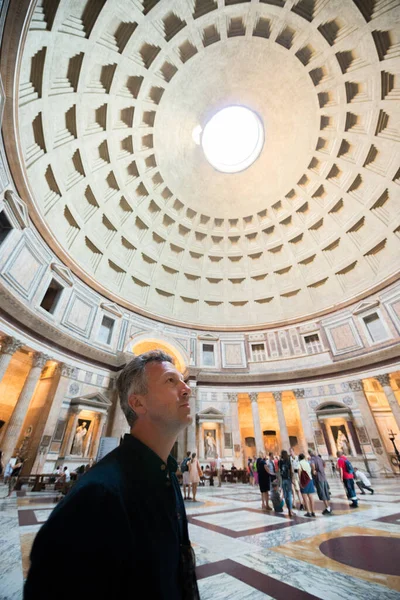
[24,434,196,599]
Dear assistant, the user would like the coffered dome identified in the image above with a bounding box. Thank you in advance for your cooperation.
[13,0,400,328]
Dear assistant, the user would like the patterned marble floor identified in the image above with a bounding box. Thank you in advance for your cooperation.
[1,476,400,599]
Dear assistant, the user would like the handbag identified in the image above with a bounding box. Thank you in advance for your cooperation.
[299,468,311,488]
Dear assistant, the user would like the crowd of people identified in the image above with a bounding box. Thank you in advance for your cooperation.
[246,447,374,517]
[180,451,224,500]
[0,453,94,497]
[177,445,374,518]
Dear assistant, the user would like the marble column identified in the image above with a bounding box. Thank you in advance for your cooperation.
[293,388,314,450]
[319,421,333,455]
[199,423,205,460]
[219,420,225,458]
[376,374,400,431]
[109,386,129,439]
[273,392,290,451]
[228,392,243,465]
[187,382,197,454]
[63,408,80,457]
[350,380,392,474]
[249,392,264,454]
[91,413,107,460]
[1,352,49,466]
[0,336,23,382]
[32,364,75,472]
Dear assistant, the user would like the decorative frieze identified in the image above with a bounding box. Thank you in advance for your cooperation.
[349,380,363,392]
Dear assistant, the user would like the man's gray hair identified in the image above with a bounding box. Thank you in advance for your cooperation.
[116,350,174,427]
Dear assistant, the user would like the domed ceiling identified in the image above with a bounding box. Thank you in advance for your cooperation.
[13,0,400,328]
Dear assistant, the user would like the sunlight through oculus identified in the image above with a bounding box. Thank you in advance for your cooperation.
[201,106,264,173]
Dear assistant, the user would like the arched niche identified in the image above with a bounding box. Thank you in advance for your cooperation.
[316,402,361,457]
[124,332,189,373]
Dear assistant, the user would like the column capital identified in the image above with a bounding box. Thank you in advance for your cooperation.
[273,391,282,402]
[375,374,390,387]
[58,363,75,378]
[349,380,363,392]
[1,336,23,355]
[249,392,259,403]
[227,392,238,402]
[293,388,305,399]
[31,352,51,369]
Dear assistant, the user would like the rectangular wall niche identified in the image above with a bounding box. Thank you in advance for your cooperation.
[0,211,13,244]
[363,313,387,343]
[40,278,63,313]
[98,315,115,345]
[202,343,215,366]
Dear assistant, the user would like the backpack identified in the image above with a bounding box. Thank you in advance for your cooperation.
[181,458,189,473]
[344,459,354,475]
[280,460,291,480]
[300,468,311,488]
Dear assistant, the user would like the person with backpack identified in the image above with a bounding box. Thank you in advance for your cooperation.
[298,453,316,517]
[278,450,295,517]
[337,451,358,508]
[181,451,192,500]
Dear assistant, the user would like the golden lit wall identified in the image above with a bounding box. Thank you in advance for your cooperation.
[0,353,31,428]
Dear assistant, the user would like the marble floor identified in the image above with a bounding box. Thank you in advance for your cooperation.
[1,476,400,599]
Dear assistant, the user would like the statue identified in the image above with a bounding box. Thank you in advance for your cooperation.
[336,429,350,455]
[205,431,217,458]
[72,421,88,456]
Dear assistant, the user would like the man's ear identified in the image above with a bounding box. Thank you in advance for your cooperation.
[128,393,147,415]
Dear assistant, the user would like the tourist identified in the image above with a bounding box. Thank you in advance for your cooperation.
[3,457,14,484]
[181,450,192,500]
[270,480,284,512]
[7,457,23,497]
[309,449,333,515]
[337,451,358,508]
[216,453,222,487]
[298,453,316,517]
[289,448,304,510]
[354,467,374,495]
[247,456,254,486]
[279,450,295,517]
[266,452,276,484]
[189,452,202,502]
[257,452,271,510]
[24,349,199,599]
[253,456,259,486]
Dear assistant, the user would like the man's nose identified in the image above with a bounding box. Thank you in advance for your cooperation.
[181,381,191,395]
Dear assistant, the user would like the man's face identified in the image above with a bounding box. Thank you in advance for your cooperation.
[130,361,191,431]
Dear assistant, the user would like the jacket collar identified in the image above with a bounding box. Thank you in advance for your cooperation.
[121,434,178,481]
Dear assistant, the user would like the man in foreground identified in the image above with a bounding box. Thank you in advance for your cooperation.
[24,350,199,599]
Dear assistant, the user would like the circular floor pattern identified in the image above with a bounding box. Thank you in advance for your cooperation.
[319,535,400,576]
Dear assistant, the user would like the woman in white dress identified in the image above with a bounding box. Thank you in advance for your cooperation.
[189,452,202,502]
